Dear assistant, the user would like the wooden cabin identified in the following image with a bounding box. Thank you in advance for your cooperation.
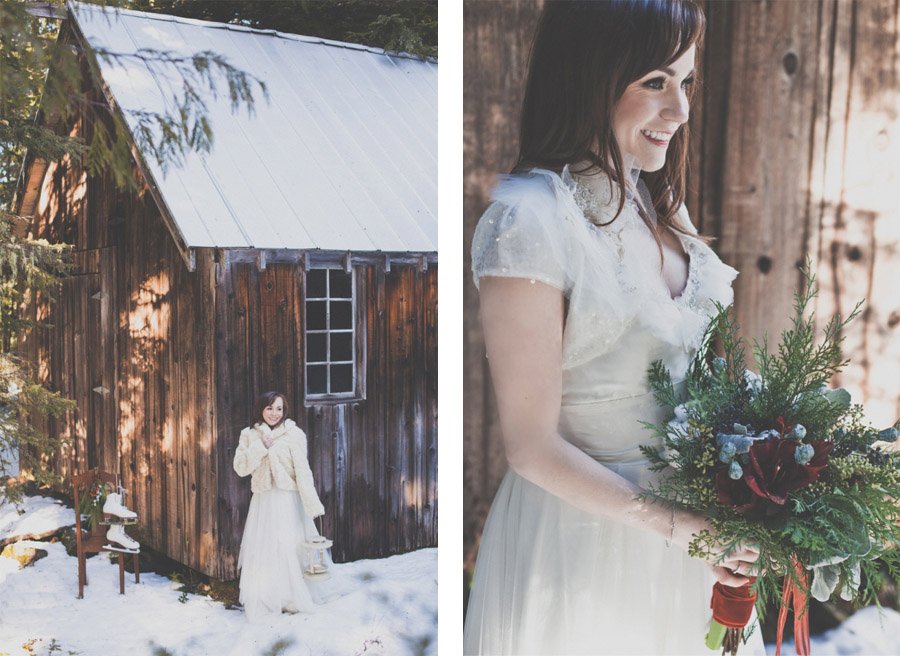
[16,3,437,580]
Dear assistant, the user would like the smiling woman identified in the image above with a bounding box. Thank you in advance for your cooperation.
[463,1,766,654]
[233,391,330,622]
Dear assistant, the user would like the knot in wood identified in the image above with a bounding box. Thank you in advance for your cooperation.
[846,245,863,261]
[783,51,799,75]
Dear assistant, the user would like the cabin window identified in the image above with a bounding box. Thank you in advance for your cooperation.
[304,268,359,400]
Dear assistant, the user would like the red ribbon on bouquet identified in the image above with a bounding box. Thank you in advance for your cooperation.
[709,576,757,653]
[775,556,811,656]
[711,577,757,628]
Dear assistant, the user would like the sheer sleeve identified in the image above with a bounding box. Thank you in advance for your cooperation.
[471,175,572,292]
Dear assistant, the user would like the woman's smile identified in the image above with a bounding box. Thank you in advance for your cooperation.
[640,129,673,146]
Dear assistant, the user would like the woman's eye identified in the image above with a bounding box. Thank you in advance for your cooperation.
[681,76,695,89]
[642,77,665,90]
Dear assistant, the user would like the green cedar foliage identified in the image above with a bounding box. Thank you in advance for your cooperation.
[641,267,899,611]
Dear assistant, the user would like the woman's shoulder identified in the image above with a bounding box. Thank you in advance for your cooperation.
[280,419,306,441]
[472,180,575,289]
[240,424,260,438]
[488,168,568,215]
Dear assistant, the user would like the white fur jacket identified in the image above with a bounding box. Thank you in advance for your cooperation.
[232,418,325,518]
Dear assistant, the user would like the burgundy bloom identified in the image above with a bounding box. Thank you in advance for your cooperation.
[716,469,758,513]
[743,437,833,505]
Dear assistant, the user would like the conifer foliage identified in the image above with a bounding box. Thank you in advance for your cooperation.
[642,268,900,611]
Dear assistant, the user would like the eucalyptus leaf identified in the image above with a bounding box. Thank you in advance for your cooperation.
[823,388,852,411]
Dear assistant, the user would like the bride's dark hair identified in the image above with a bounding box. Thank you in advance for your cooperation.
[516,0,705,237]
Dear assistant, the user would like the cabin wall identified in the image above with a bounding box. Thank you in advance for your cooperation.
[22,148,220,574]
[214,261,438,578]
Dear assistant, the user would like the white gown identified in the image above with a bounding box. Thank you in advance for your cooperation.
[238,488,333,621]
[464,167,767,655]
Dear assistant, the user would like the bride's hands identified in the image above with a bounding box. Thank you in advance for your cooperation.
[671,509,760,587]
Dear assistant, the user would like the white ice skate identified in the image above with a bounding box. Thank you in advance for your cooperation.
[102,492,137,524]
[105,524,140,553]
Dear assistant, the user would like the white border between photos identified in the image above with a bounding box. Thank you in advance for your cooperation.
[437,0,464,652]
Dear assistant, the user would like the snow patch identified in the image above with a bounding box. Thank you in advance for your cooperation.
[0,494,436,656]
[0,495,75,544]
[766,605,900,655]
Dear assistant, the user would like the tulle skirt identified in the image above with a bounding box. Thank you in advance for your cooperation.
[238,488,333,621]
[464,469,768,655]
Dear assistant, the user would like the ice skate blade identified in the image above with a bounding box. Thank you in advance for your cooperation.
[104,543,140,554]
[100,516,138,525]
[303,571,331,581]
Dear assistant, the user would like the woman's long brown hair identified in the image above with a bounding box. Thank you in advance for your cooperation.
[515,0,705,246]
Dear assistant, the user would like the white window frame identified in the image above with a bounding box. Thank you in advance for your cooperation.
[303,266,361,403]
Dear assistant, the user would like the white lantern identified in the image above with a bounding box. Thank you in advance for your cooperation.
[303,535,333,580]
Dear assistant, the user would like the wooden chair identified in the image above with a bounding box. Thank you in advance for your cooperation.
[72,468,139,598]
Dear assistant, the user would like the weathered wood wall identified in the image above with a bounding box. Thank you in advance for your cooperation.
[21,46,438,580]
[215,261,438,577]
[692,0,900,426]
[462,0,543,591]
[463,0,900,598]
[23,146,222,575]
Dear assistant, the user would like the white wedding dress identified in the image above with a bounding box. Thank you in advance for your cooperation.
[464,168,768,655]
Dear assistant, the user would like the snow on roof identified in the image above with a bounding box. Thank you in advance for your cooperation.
[68,1,437,253]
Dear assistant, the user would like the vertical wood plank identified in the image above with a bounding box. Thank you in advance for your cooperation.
[463,0,543,578]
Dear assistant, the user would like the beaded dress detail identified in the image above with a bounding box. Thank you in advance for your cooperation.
[464,168,766,654]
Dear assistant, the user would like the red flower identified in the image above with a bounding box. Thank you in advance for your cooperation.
[716,437,832,512]
[744,437,832,505]
[775,416,793,437]
[716,469,759,513]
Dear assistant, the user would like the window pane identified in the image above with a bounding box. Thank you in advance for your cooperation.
[331,333,353,361]
[330,269,352,298]
[307,269,327,298]
[331,364,353,393]
[308,365,327,395]
[330,300,352,329]
[307,301,327,330]
[307,333,327,363]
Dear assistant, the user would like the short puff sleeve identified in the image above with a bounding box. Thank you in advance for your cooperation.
[471,174,573,292]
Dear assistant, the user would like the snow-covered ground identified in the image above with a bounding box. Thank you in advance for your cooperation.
[765,606,900,656]
[3,492,899,656]
[0,494,436,656]
[0,494,75,544]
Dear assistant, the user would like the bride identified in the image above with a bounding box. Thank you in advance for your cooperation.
[464,1,765,654]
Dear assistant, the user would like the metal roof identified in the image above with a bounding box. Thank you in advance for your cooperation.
[69,1,437,253]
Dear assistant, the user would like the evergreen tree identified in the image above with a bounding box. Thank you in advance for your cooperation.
[0,0,262,498]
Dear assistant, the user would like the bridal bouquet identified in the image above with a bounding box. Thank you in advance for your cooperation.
[640,270,900,655]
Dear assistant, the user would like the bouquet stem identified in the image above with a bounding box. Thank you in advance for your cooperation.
[705,619,727,651]
[722,627,742,655]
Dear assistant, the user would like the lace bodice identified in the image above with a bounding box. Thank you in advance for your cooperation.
[471,167,737,404]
